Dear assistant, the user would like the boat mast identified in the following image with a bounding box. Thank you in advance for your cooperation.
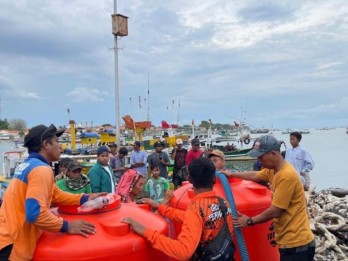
[177,98,180,126]
[147,72,150,122]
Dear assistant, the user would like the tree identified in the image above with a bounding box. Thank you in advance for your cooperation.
[9,119,27,132]
[0,118,10,130]
[199,120,210,129]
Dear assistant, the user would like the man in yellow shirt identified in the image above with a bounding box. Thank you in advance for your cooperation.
[223,135,315,261]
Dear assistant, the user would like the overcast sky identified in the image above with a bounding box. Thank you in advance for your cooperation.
[0,0,347,129]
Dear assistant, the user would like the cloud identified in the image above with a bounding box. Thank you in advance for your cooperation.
[167,1,348,49]
[67,87,108,102]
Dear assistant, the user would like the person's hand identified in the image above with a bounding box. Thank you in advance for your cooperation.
[141,198,160,209]
[163,189,174,205]
[122,217,146,235]
[220,169,233,177]
[232,212,249,228]
[67,220,96,237]
[88,192,108,201]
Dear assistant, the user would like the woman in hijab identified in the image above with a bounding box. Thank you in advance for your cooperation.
[116,169,145,203]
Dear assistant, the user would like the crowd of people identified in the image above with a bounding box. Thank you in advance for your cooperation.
[0,123,316,261]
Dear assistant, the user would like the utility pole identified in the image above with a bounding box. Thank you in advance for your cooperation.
[111,1,128,147]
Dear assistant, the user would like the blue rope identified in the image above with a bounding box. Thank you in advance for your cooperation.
[216,171,250,261]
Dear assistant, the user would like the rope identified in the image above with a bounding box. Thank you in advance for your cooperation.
[216,171,250,261]
[307,189,348,260]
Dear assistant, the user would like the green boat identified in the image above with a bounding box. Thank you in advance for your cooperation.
[224,148,253,159]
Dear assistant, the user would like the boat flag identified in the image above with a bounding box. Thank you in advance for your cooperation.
[192,119,195,126]
[234,121,240,128]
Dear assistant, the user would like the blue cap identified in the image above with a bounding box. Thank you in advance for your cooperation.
[247,135,281,158]
[97,145,109,155]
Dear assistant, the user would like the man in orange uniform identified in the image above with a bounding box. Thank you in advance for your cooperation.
[0,124,104,260]
[123,157,235,260]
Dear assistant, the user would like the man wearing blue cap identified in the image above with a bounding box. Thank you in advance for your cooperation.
[223,135,315,261]
[88,145,116,193]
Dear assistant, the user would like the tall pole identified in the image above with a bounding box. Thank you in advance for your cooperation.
[113,0,120,147]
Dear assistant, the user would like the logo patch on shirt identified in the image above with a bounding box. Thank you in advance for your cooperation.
[14,163,30,175]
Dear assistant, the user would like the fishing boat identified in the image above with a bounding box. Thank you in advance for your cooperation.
[224,148,253,159]
[0,133,10,140]
[299,128,310,134]
[281,128,293,134]
[250,128,269,134]
[1,147,28,179]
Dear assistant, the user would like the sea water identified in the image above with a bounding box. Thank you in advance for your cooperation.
[273,128,348,191]
[1,128,347,191]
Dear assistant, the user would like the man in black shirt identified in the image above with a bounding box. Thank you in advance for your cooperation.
[171,138,188,189]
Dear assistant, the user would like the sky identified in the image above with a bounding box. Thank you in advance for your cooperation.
[0,0,347,130]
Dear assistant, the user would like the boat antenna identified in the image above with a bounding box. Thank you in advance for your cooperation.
[177,98,181,126]
[67,108,71,121]
[147,72,150,121]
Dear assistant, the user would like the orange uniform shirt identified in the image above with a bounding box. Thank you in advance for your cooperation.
[144,191,234,260]
[0,155,85,260]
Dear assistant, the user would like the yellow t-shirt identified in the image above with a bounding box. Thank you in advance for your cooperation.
[257,163,314,248]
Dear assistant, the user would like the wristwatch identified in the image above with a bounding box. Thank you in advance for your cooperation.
[247,217,254,226]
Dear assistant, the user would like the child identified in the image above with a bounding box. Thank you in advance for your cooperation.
[145,164,169,203]
[123,157,235,260]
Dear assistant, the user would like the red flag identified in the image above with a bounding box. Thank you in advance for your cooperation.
[161,120,169,128]
[234,121,239,128]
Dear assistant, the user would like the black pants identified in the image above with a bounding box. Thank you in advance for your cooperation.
[279,240,315,261]
[172,166,187,189]
[0,244,13,261]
